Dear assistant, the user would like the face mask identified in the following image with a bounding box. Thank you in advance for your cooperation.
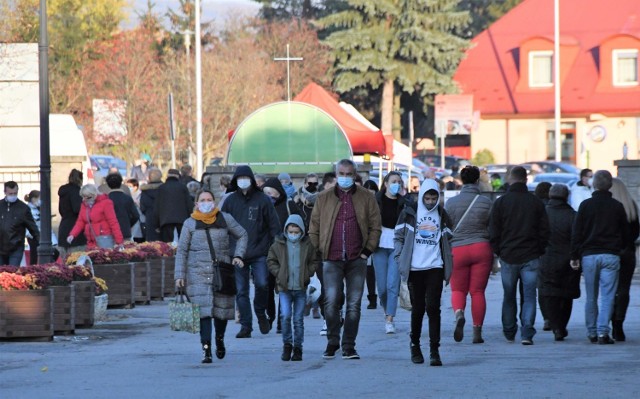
[37,199,42,207]
[337,176,354,189]
[5,195,18,203]
[388,183,401,196]
[237,178,251,190]
[84,199,95,207]
[287,232,302,243]
[306,182,318,193]
[198,202,215,213]
[269,196,277,205]
[587,177,593,187]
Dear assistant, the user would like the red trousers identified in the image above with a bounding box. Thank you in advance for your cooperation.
[450,241,494,326]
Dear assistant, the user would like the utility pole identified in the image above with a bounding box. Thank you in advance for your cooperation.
[195,0,203,178]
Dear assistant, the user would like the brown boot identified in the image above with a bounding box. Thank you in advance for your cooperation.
[473,326,484,344]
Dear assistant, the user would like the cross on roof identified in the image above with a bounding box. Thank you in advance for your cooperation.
[274,44,303,101]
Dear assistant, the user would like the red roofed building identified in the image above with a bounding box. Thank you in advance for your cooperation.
[454,0,640,170]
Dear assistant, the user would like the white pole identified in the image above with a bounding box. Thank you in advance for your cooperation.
[440,121,446,170]
[554,0,562,162]
[195,0,203,178]
[408,111,414,186]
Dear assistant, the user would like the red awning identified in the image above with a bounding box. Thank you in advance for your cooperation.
[294,83,387,156]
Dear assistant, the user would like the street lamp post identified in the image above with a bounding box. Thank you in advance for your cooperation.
[38,0,54,263]
[195,0,203,179]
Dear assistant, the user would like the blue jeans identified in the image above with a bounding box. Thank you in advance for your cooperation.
[582,254,620,336]
[372,248,400,317]
[235,256,269,331]
[279,290,306,347]
[500,258,539,340]
[0,246,24,266]
[323,258,366,350]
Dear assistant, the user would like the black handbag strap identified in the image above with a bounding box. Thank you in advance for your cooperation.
[204,228,218,263]
[174,289,192,303]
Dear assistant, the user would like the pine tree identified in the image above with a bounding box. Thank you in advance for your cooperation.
[457,0,524,38]
[253,0,347,21]
[318,0,470,140]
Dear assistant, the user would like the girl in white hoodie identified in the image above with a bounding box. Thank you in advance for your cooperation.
[394,179,453,366]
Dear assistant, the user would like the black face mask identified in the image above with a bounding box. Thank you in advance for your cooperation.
[306,182,318,192]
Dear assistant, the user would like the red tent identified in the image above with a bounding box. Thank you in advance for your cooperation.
[294,82,388,156]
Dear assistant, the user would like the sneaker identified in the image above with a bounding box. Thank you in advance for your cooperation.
[410,343,424,364]
[291,346,303,361]
[429,350,442,366]
[588,335,598,344]
[342,348,360,359]
[235,328,251,338]
[385,321,396,334]
[281,343,293,361]
[320,320,327,336]
[598,334,615,345]
[323,344,340,359]
[521,338,534,345]
[504,333,516,343]
[312,307,321,319]
[258,317,271,335]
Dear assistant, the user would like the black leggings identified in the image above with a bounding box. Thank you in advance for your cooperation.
[539,295,573,333]
[199,317,227,343]
[408,268,444,348]
[614,248,636,322]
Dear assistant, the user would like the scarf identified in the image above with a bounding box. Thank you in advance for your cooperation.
[191,207,219,225]
[299,187,319,206]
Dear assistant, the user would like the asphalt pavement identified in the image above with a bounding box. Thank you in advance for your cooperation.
[1,272,639,399]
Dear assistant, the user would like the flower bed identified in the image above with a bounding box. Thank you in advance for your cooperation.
[133,261,151,304]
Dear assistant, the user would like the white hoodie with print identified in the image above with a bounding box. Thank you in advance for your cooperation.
[410,179,443,271]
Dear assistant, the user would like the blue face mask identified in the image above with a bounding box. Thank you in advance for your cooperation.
[283,183,296,198]
[269,196,278,205]
[287,232,302,243]
[198,202,215,213]
[388,182,401,196]
[337,176,354,189]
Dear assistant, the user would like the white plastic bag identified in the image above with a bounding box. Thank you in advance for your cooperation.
[399,281,412,311]
[306,274,321,304]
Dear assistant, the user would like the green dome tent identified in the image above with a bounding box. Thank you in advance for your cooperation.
[226,101,352,174]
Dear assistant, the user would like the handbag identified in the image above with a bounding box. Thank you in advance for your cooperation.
[168,291,200,334]
[87,207,115,249]
[399,281,412,311]
[204,227,237,296]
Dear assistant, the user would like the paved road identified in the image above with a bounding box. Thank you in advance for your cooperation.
[1,272,639,399]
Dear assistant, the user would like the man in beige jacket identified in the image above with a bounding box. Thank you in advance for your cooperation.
[309,159,381,360]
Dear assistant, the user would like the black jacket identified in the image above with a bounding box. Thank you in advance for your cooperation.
[0,199,40,254]
[570,190,630,260]
[108,191,140,239]
[153,177,193,228]
[262,177,304,231]
[221,165,280,261]
[489,182,549,264]
[140,181,162,241]
[539,199,580,298]
[57,183,86,247]
[375,190,411,229]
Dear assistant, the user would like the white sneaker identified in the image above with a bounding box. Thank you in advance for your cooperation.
[385,321,396,334]
[320,320,327,336]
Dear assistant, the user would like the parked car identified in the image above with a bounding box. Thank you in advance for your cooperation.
[520,161,580,175]
[90,155,127,178]
[417,154,470,174]
[526,173,579,191]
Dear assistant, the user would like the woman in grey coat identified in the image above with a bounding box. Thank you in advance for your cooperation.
[175,189,248,364]
[444,166,493,344]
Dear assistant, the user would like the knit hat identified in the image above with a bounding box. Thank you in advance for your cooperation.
[278,172,291,181]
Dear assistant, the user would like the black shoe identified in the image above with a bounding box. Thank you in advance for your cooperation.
[429,350,442,366]
[236,328,251,338]
[612,321,626,342]
[281,343,293,361]
[342,348,360,360]
[588,335,598,344]
[521,338,534,345]
[543,319,551,331]
[258,317,271,335]
[291,346,303,361]
[323,344,340,359]
[367,295,377,309]
[553,330,564,341]
[598,334,615,345]
[215,336,226,359]
[201,341,212,364]
[410,343,424,364]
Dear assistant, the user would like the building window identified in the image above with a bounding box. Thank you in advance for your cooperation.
[529,51,553,88]
[613,49,638,87]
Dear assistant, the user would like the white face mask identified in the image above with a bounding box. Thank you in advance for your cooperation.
[197,202,215,213]
[237,178,251,190]
[5,195,18,203]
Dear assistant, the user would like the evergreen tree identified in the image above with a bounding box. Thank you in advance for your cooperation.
[253,0,347,21]
[457,0,524,38]
[318,0,470,140]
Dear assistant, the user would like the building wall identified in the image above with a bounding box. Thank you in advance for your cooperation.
[472,116,638,172]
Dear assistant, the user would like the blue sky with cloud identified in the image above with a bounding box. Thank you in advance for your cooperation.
[128,0,259,27]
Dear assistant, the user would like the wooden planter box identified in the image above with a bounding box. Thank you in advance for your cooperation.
[0,289,54,341]
[133,261,151,305]
[72,280,95,328]
[163,257,176,297]
[51,285,76,335]
[94,263,135,308]
[148,258,165,301]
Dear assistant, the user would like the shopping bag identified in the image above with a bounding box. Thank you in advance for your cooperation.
[306,274,321,305]
[399,281,412,311]
[168,292,200,334]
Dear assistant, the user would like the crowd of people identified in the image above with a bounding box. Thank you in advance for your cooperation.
[0,159,638,366]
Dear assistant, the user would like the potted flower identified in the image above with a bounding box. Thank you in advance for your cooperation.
[86,248,135,308]
[93,277,109,322]
[0,271,54,340]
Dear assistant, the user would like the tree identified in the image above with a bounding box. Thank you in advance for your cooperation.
[457,0,524,38]
[253,0,347,21]
[318,0,470,140]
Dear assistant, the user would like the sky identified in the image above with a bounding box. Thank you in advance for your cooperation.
[128,0,260,27]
